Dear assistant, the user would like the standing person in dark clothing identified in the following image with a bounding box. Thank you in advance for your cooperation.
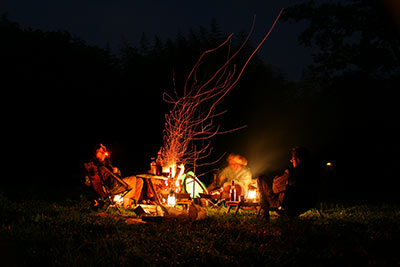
[257,147,319,217]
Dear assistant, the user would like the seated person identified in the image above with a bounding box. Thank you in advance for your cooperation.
[258,146,319,217]
[208,153,252,200]
[85,144,143,209]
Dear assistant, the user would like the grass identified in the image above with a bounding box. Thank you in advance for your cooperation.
[1,193,399,266]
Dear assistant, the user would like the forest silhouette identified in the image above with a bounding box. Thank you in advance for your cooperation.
[2,0,399,202]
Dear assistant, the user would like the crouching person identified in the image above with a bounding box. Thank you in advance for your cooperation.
[258,147,319,218]
[85,144,143,209]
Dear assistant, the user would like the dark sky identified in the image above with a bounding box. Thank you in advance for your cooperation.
[1,0,312,80]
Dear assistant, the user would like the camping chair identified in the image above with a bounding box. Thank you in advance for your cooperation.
[199,192,225,208]
[84,162,132,212]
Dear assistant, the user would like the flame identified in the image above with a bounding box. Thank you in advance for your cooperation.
[162,164,185,187]
[176,164,185,179]
[175,164,185,193]
[162,163,185,197]
[162,163,185,178]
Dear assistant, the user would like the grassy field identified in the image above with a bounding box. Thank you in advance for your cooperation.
[1,193,399,266]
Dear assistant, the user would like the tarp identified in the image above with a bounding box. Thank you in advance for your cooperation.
[181,171,208,198]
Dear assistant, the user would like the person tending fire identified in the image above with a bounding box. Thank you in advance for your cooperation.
[85,144,143,209]
[208,153,252,200]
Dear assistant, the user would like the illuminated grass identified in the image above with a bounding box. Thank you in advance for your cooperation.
[1,194,399,266]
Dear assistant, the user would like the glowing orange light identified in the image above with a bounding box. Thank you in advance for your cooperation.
[113,194,123,205]
[104,151,110,157]
[167,194,176,207]
[247,190,257,201]
[326,162,333,167]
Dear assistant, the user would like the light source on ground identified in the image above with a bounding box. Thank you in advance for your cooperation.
[167,193,176,207]
[113,194,123,206]
[247,189,258,202]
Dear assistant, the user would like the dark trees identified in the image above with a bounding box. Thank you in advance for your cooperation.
[282,0,400,83]
[282,0,400,199]
[2,15,292,197]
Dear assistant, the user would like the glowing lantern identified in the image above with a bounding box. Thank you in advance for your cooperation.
[247,189,258,202]
[167,193,176,207]
[113,194,123,206]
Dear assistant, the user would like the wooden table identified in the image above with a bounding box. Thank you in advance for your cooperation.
[136,174,168,205]
[136,174,192,207]
[226,201,261,216]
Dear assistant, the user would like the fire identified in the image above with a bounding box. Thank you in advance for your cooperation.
[162,163,185,193]
[176,164,185,179]
[162,163,185,178]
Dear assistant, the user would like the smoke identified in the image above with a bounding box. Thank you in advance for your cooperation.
[243,128,291,177]
[221,91,334,179]
[238,117,304,178]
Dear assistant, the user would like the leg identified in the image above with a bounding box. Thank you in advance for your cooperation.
[257,175,280,208]
[257,175,281,219]
[123,176,144,207]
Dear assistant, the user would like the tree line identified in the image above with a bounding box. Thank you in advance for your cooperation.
[2,0,399,200]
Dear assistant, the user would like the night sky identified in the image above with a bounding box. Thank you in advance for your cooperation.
[1,0,310,80]
[2,0,399,201]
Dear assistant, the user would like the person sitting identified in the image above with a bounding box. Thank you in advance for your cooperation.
[257,146,319,217]
[85,144,143,209]
[208,153,252,200]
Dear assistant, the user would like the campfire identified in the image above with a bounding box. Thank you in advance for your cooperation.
[162,163,185,193]
[87,10,283,222]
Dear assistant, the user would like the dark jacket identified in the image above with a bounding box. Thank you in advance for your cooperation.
[282,162,319,215]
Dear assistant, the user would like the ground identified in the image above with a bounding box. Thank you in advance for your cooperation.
[1,194,399,266]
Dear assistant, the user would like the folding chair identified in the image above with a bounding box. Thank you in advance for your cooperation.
[199,193,225,208]
[84,162,132,212]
